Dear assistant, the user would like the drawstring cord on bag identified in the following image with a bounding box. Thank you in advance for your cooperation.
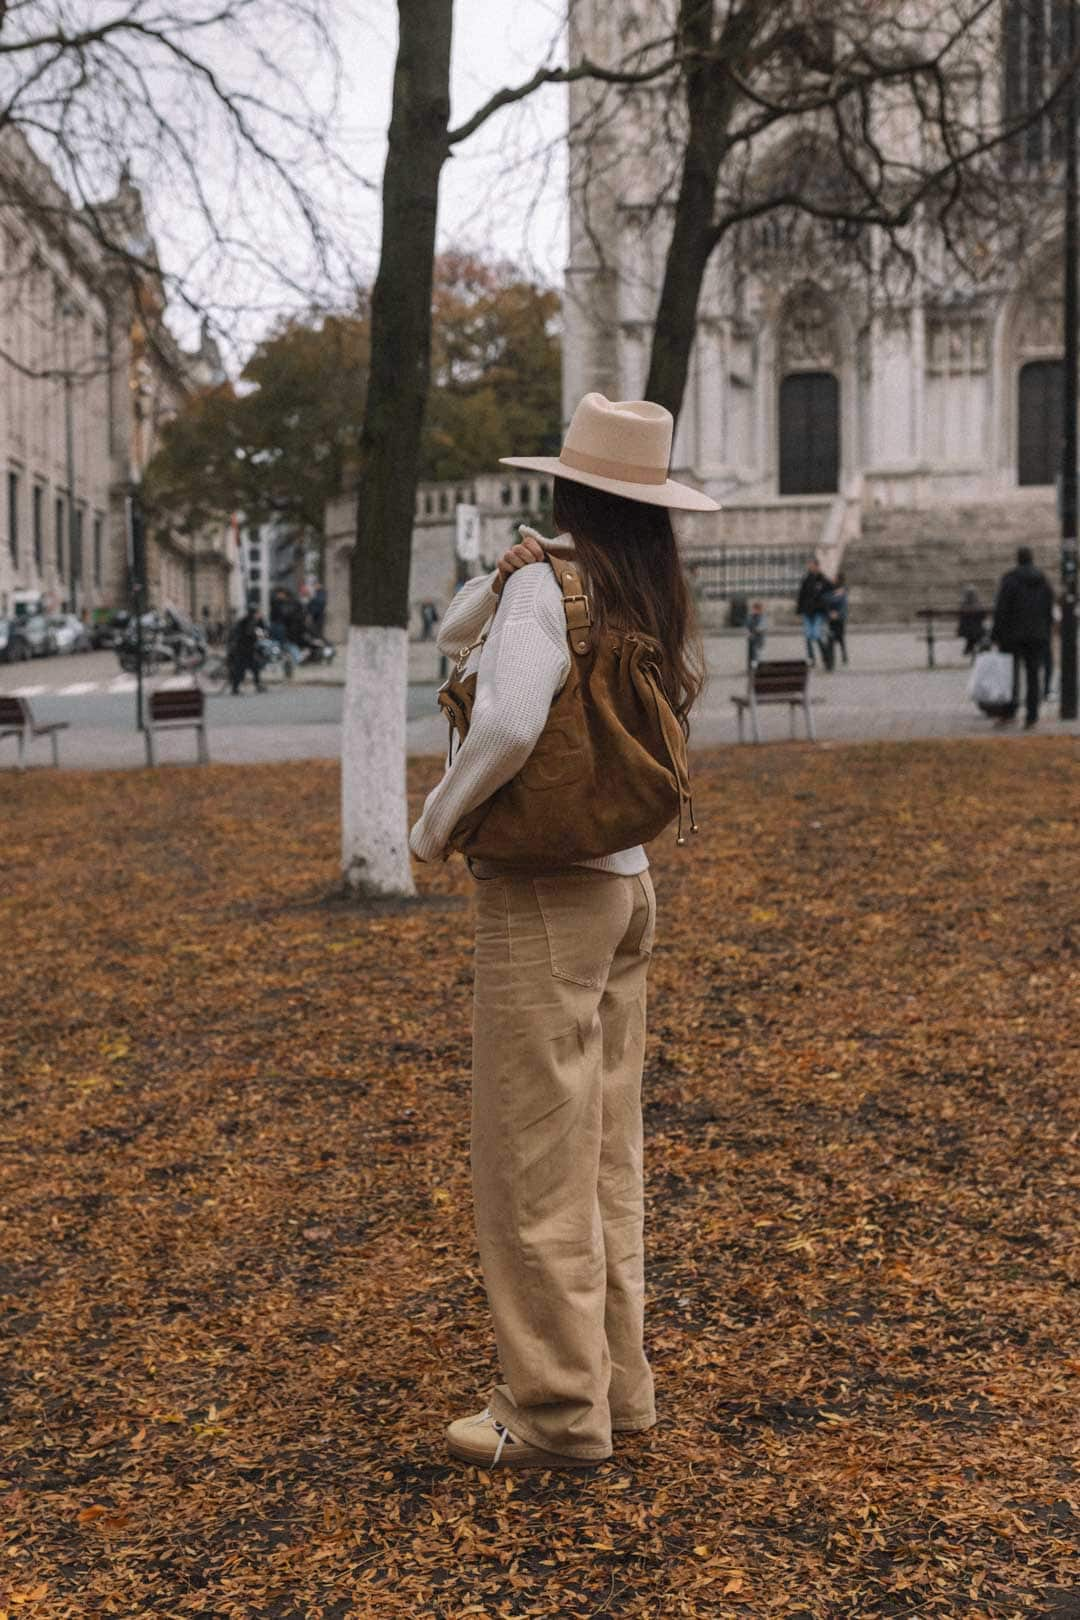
[645,662,698,847]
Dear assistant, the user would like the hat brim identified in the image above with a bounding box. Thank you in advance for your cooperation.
[499,455,721,513]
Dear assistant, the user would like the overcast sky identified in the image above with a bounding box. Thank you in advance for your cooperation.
[345,0,570,275]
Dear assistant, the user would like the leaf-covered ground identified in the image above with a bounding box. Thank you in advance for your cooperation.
[1,739,1078,1620]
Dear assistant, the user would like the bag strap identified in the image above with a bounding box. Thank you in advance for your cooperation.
[545,552,592,657]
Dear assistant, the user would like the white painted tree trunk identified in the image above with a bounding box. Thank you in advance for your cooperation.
[341,625,416,899]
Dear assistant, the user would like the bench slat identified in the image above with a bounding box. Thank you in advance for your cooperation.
[149,690,204,721]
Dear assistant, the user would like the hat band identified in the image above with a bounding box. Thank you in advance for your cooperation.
[559,445,668,487]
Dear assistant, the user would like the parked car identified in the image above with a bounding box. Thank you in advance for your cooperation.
[17,614,57,657]
[0,617,33,662]
[47,613,93,655]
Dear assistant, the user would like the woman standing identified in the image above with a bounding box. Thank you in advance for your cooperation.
[409,394,718,1469]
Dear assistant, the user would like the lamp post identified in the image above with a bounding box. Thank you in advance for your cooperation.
[125,487,147,732]
[1062,0,1079,719]
[60,301,79,617]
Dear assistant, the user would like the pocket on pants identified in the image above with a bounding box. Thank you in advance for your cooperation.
[533,876,618,989]
[631,873,656,957]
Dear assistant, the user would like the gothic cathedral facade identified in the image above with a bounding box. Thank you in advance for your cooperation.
[563,1,1067,609]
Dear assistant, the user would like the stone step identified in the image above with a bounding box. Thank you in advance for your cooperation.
[845,501,1060,622]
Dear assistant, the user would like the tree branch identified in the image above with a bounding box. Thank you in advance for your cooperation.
[447,44,679,148]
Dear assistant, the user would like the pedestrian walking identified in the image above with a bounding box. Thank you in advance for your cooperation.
[991,546,1054,728]
[957,584,987,659]
[309,585,327,639]
[796,558,834,669]
[226,606,266,694]
[269,590,302,667]
[746,600,767,668]
[409,392,718,1470]
[826,571,849,666]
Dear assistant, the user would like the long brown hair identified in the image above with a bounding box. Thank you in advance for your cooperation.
[550,476,704,730]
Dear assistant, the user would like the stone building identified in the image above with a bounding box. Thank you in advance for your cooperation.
[323,472,553,646]
[0,132,233,625]
[564,1,1067,620]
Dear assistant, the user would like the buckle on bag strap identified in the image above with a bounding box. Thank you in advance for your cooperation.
[553,561,592,656]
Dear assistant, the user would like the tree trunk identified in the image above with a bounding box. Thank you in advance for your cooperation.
[342,0,452,898]
[644,1,763,422]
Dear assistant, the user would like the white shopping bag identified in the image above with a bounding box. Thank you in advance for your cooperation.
[968,649,1014,713]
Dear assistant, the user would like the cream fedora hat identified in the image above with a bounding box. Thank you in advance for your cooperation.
[501,391,720,512]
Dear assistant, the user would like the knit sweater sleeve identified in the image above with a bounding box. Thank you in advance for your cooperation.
[436,572,499,657]
[409,566,570,862]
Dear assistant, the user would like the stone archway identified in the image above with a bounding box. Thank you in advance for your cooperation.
[777,285,842,495]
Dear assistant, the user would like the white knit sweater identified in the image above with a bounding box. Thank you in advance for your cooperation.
[408,542,647,875]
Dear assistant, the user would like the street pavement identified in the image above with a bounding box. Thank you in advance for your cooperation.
[1,632,1077,770]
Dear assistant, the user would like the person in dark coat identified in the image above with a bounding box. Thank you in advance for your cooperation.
[957,584,987,660]
[991,546,1054,728]
[825,571,849,666]
[227,607,266,694]
[796,558,834,669]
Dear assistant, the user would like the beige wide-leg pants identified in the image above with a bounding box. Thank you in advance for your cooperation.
[471,867,657,1461]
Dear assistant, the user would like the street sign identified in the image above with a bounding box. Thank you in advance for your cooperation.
[456,503,481,561]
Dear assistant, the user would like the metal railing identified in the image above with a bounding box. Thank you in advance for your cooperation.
[684,547,806,601]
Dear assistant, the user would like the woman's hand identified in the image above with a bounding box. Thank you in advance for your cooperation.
[493,532,546,594]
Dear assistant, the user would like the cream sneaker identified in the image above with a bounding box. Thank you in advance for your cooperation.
[446,1407,601,1469]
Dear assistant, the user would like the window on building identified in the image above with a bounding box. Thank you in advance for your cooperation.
[32,485,43,570]
[438,491,449,514]
[93,513,104,587]
[538,483,550,505]
[55,495,65,574]
[519,483,531,506]
[7,471,19,565]
[500,484,512,507]
[1004,0,1067,165]
[73,505,84,587]
[424,493,434,515]
[1018,359,1063,485]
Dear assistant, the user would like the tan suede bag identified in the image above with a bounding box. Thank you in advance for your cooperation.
[437,552,696,866]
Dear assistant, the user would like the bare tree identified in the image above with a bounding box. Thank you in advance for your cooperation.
[0,0,358,360]
[341,2,683,897]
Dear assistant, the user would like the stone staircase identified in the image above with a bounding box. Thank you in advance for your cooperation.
[845,498,1059,623]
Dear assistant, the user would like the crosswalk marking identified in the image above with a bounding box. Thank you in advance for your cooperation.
[6,673,208,699]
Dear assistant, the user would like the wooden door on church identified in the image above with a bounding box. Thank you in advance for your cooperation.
[779,372,840,495]
[1018,360,1063,486]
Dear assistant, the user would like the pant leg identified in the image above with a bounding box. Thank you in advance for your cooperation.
[471,870,640,1461]
[802,615,817,663]
[1021,644,1041,723]
[599,871,656,1432]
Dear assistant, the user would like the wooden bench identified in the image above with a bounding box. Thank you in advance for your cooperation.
[0,695,69,768]
[145,685,209,766]
[731,659,816,744]
[916,604,992,668]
